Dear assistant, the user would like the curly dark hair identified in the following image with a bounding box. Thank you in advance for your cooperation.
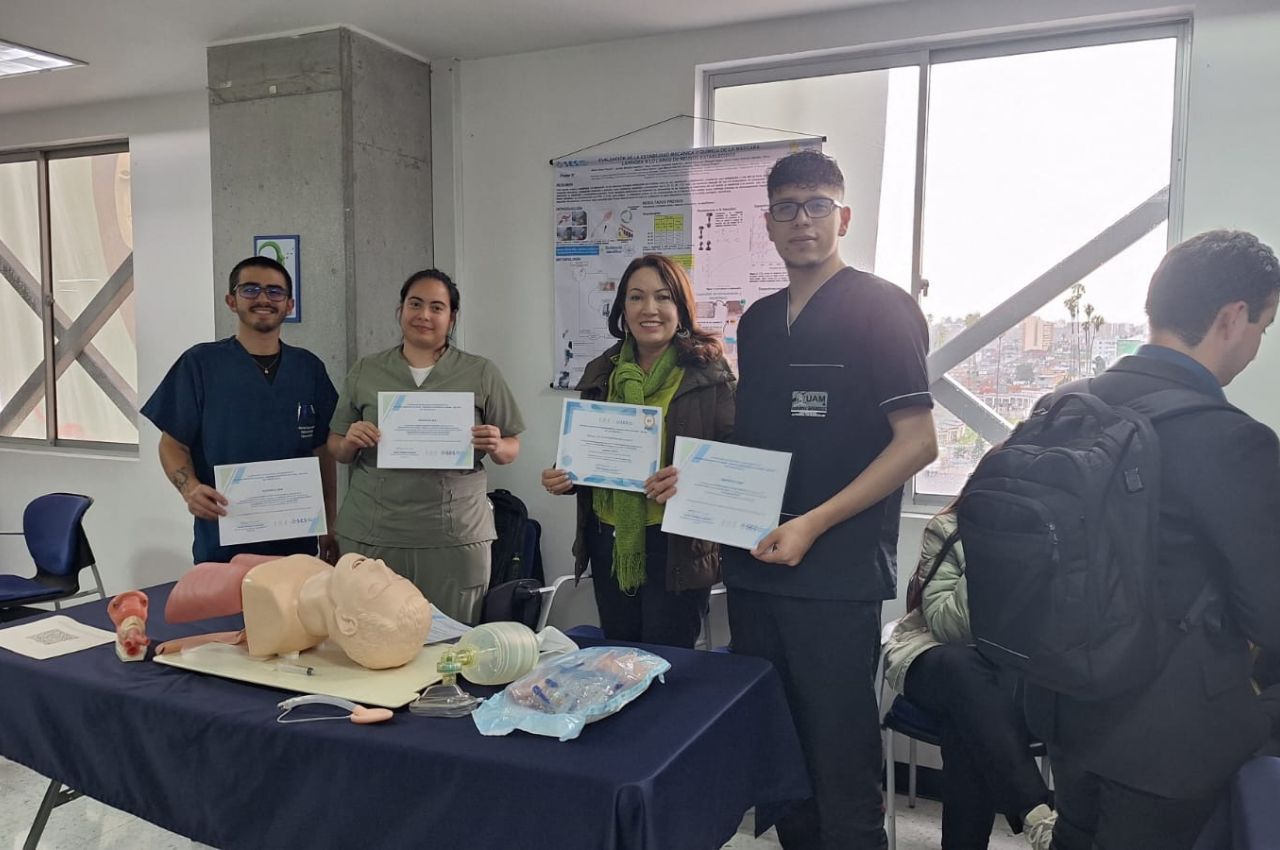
[1146,230,1280,345]
[766,150,844,198]
[606,254,723,367]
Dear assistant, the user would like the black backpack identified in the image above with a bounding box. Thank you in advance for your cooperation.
[956,386,1224,700]
[488,490,542,586]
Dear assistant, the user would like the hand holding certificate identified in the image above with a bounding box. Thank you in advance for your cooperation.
[660,437,792,550]
[377,391,475,469]
[214,457,327,547]
[555,399,662,493]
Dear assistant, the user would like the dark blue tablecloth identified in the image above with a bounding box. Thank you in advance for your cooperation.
[0,584,809,850]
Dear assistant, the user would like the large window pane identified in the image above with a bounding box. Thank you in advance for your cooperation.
[924,403,993,498]
[921,232,1162,495]
[50,151,136,444]
[916,38,1177,497]
[711,31,1181,504]
[920,39,1176,318]
[0,159,47,440]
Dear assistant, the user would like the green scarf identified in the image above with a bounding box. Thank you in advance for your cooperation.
[592,339,682,592]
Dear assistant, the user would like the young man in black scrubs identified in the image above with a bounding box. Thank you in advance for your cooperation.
[712,151,938,849]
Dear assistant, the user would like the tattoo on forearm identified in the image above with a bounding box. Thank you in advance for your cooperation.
[169,466,195,494]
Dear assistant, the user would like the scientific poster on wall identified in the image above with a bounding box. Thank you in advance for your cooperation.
[550,138,822,388]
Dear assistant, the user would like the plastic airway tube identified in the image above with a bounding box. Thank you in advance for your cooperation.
[276,694,394,725]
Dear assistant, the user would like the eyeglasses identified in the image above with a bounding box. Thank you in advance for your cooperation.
[235,283,290,302]
[768,197,844,222]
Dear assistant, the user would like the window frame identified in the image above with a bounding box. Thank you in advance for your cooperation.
[702,17,1191,509]
[0,139,137,454]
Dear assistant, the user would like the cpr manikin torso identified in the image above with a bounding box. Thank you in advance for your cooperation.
[240,555,331,657]
[160,553,432,670]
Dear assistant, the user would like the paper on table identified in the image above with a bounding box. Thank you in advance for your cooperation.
[554,398,662,493]
[661,436,792,550]
[214,456,327,547]
[0,615,115,660]
[377,391,475,469]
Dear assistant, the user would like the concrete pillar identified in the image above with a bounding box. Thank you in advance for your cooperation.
[208,27,432,378]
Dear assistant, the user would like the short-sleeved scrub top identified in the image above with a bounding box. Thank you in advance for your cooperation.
[722,267,934,601]
[329,344,525,550]
[140,338,339,564]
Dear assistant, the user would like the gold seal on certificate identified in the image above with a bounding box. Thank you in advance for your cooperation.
[555,398,663,493]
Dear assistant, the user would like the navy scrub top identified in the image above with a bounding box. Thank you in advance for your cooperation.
[140,337,339,564]
[722,267,933,601]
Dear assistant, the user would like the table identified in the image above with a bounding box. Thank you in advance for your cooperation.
[0,584,809,850]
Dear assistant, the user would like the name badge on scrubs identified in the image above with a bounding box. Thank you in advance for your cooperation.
[791,391,828,418]
[297,403,316,443]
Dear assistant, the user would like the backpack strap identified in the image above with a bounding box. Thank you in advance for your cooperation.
[1126,387,1234,635]
[907,528,961,612]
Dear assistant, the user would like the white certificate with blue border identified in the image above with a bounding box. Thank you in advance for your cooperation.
[377,391,475,469]
[660,436,791,550]
[555,398,662,493]
[214,456,327,547]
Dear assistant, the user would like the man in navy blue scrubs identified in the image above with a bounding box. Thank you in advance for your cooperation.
[723,152,938,849]
[141,256,339,564]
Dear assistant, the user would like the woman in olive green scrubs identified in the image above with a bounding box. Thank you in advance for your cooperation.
[327,269,524,623]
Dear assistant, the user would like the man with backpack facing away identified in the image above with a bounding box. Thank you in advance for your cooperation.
[965,230,1280,849]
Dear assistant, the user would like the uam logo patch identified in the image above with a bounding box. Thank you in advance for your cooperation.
[791,391,828,418]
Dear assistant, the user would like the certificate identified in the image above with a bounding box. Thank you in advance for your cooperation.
[377,391,475,469]
[214,457,327,547]
[661,437,791,550]
[555,399,662,493]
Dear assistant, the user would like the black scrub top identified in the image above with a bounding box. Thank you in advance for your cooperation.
[722,267,933,601]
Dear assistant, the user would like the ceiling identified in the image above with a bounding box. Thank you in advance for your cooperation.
[0,0,902,116]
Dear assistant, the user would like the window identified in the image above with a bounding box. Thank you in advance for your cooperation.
[708,22,1186,503]
[0,143,136,448]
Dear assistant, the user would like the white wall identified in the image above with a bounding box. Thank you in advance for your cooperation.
[0,91,214,594]
[457,0,1280,606]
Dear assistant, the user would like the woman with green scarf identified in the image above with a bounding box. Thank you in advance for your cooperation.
[541,255,735,648]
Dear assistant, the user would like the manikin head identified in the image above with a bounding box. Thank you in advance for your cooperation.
[306,553,432,670]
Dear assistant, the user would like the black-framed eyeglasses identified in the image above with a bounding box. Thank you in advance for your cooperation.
[235,283,290,302]
[768,197,844,222]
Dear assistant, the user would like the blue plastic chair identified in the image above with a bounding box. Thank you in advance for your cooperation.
[0,493,104,616]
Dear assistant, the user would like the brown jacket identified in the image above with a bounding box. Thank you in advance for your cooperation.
[571,342,736,592]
